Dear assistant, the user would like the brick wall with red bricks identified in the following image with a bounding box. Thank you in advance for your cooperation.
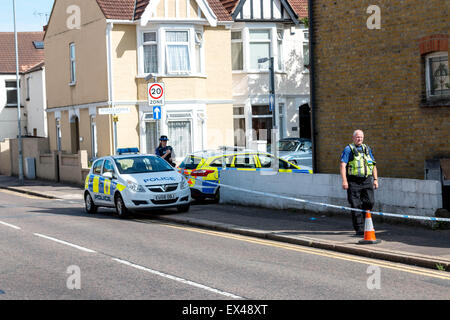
[310,0,449,179]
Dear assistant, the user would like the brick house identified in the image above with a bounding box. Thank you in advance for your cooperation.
[308,0,449,180]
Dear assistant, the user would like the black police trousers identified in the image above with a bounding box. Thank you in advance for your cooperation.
[347,176,375,232]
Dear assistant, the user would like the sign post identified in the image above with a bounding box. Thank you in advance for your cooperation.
[148,83,165,107]
[148,83,165,143]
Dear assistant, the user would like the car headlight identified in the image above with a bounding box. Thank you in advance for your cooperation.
[179,177,189,190]
[127,180,146,193]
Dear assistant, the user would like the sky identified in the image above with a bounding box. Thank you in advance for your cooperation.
[0,0,55,32]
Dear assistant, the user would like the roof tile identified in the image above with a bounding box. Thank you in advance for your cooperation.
[0,32,45,74]
[96,0,232,21]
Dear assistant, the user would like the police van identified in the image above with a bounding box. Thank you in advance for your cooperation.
[84,148,191,218]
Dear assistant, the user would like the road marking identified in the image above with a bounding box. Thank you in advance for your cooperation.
[142,220,450,281]
[0,220,21,230]
[33,233,97,253]
[112,257,243,299]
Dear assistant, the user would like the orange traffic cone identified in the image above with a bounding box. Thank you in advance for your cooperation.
[359,211,381,244]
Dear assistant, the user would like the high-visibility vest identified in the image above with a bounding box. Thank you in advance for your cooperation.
[347,144,375,177]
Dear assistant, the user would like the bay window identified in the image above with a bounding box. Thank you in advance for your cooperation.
[249,29,271,70]
[231,26,285,72]
[140,27,204,76]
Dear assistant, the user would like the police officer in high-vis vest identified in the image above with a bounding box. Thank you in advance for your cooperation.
[340,130,378,235]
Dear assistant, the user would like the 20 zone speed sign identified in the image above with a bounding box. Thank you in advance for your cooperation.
[148,83,165,106]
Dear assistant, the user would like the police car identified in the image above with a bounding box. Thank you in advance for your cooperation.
[84,148,191,218]
[178,148,313,202]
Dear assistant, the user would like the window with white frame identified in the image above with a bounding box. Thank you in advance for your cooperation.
[303,30,309,68]
[5,80,18,107]
[144,112,159,154]
[249,29,271,70]
[69,43,76,84]
[166,30,191,73]
[277,30,283,71]
[425,52,449,98]
[231,31,243,71]
[168,117,193,160]
[143,32,158,74]
[194,31,203,74]
[232,27,285,72]
[140,27,204,76]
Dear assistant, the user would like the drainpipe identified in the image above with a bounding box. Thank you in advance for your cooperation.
[307,0,317,173]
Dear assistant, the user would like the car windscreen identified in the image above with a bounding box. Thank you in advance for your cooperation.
[114,156,174,174]
[300,141,312,152]
[278,141,299,151]
[179,155,203,170]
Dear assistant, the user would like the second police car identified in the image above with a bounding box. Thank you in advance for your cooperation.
[178,148,313,202]
[84,148,191,218]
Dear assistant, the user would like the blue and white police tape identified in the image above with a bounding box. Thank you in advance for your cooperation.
[190,177,450,223]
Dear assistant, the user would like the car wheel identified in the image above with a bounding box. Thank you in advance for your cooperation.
[177,203,190,213]
[115,194,129,219]
[213,188,220,203]
[85,192,98,214]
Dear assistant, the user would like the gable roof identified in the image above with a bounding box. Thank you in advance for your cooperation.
[218,0,308,19]
[287,0,308,18]
[0,32,45,74]
[96,0,231,21]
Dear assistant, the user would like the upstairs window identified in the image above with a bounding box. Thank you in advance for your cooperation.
[277,30,283,71]
[425,52,449,98]
[69,43,76,85]
[194,31,203,74]
[143,32,158,74]
[166,31,190,73]
[249,29,271,70]
[303,30,309,68]
[5,80,18,107]
[231,31,243,71]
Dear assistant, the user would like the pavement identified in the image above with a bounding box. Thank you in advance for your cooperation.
[1,175,449,273]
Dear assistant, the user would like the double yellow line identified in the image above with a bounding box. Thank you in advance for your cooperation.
[140,219,450,281]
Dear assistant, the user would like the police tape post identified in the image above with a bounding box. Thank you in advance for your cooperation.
[187,175,450,223]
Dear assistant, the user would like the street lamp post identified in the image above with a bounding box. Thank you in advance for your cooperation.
[13,0,24,185]
[258,57,278,155]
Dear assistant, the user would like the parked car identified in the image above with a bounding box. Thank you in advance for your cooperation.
[178,148,313,202]
[84,148,191,218]
[275,138,313,167]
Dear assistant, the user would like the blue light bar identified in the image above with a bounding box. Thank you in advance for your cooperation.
[117,148,139,155]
